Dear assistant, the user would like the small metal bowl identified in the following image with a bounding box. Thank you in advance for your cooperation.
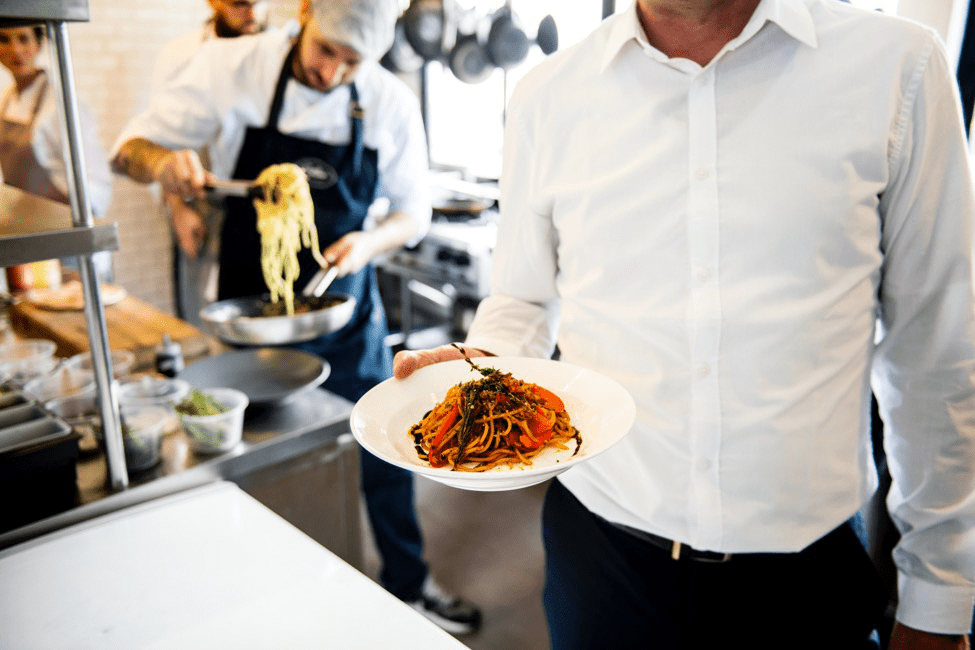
[199,293,356,346]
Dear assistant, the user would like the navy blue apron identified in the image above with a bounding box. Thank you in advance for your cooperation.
[220,45,392,402]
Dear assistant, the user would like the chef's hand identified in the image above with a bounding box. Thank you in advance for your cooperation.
[322,231,380,277]
[393,344,491,380]
[165,192,205,259]
[889,623,970,650]
[154,149,212,201]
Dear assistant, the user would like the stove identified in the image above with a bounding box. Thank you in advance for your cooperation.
[382,214,497,300]
[378,213,497,345]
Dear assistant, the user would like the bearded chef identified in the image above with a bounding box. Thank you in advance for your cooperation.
[110,0,482,635]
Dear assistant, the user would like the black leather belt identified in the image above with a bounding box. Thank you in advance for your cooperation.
[611,521,733,563]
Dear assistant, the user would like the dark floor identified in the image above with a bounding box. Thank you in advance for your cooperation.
[360,477,552,650]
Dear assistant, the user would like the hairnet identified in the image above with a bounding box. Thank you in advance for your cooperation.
[312,0,401,61]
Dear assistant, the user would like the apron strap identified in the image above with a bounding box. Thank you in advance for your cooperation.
[0,87,14,121]
[28,74,49,123]
[348,84,365,176]
[266,44,297,132]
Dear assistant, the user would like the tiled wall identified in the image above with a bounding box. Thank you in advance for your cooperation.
[0,0,301,314]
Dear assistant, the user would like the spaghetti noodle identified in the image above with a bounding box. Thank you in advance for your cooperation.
[409,349,582,472]
[253,163,328,316]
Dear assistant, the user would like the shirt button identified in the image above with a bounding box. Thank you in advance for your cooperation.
[696,268,711,281]
[695,167,709,180]
[698,458,712,471]
[697,364,710,377]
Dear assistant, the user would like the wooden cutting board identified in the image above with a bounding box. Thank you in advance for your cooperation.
[8,295,218,370]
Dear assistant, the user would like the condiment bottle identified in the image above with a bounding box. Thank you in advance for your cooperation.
[154,334,184,378]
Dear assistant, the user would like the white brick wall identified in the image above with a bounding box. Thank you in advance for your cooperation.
[1,0,301,313]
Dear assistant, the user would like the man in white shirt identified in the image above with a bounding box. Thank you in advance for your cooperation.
[394,0,975,648]
[151,1,277,325]
[112,0,482,635]
[151,0,269,92]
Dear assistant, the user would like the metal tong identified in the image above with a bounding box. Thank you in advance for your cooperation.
[301,263,339,298]
[204,179,265,200]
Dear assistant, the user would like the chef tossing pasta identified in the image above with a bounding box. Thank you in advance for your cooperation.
[253,163,326,316]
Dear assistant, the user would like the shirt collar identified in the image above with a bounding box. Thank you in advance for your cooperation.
[599,0,817,72]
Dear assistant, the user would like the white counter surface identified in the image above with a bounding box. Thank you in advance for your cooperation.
[0,481,469,649]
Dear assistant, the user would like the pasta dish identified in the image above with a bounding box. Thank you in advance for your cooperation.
[253,163,328,316]
[409,349,582,472]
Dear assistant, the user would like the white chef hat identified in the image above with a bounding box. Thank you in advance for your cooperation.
[312,0,401,61]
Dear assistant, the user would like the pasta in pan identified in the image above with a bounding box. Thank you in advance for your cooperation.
[409,349,582,472]
[253,163,328,316]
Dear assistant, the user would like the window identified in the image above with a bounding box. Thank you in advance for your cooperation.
[424,0,610,179]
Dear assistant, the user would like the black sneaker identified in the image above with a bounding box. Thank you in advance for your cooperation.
[408,578,483,635]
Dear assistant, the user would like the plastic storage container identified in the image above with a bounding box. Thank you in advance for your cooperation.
[120,405,170,472]
[65,349,135,380]
[45,393,101,456]
[118,376,190,410]
[176,388,248,454]
[23,365,95,404]
[0,339,58,385]
[119,376,190,435]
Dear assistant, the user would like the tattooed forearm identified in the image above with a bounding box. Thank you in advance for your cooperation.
[111,137,172,184]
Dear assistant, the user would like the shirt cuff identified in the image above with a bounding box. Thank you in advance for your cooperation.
[896,571,975,634]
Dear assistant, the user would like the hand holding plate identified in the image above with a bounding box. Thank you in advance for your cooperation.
[393,343,490,380]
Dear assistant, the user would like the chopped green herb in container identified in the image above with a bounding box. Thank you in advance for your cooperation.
[176,388,248,454]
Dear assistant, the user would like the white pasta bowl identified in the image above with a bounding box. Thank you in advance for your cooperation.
[351,357,636,492]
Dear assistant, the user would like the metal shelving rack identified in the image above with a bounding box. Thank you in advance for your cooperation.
[0,1,127,489]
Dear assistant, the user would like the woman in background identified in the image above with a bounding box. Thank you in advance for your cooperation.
[0,24,113,279]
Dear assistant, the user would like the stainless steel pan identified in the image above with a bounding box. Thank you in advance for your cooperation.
[198,266,355,346]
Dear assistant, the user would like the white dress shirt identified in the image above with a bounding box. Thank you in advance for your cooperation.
[465,0,975,634]
[113,28,431,237]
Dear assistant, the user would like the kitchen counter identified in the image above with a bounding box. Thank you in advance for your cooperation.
[0,386,363,567]
[0,481,468,650]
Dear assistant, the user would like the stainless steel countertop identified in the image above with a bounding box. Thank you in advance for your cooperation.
[0,386,354,550]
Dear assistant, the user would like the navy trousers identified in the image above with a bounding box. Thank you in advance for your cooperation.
[359,448,428,600]
[542,480,887,650]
